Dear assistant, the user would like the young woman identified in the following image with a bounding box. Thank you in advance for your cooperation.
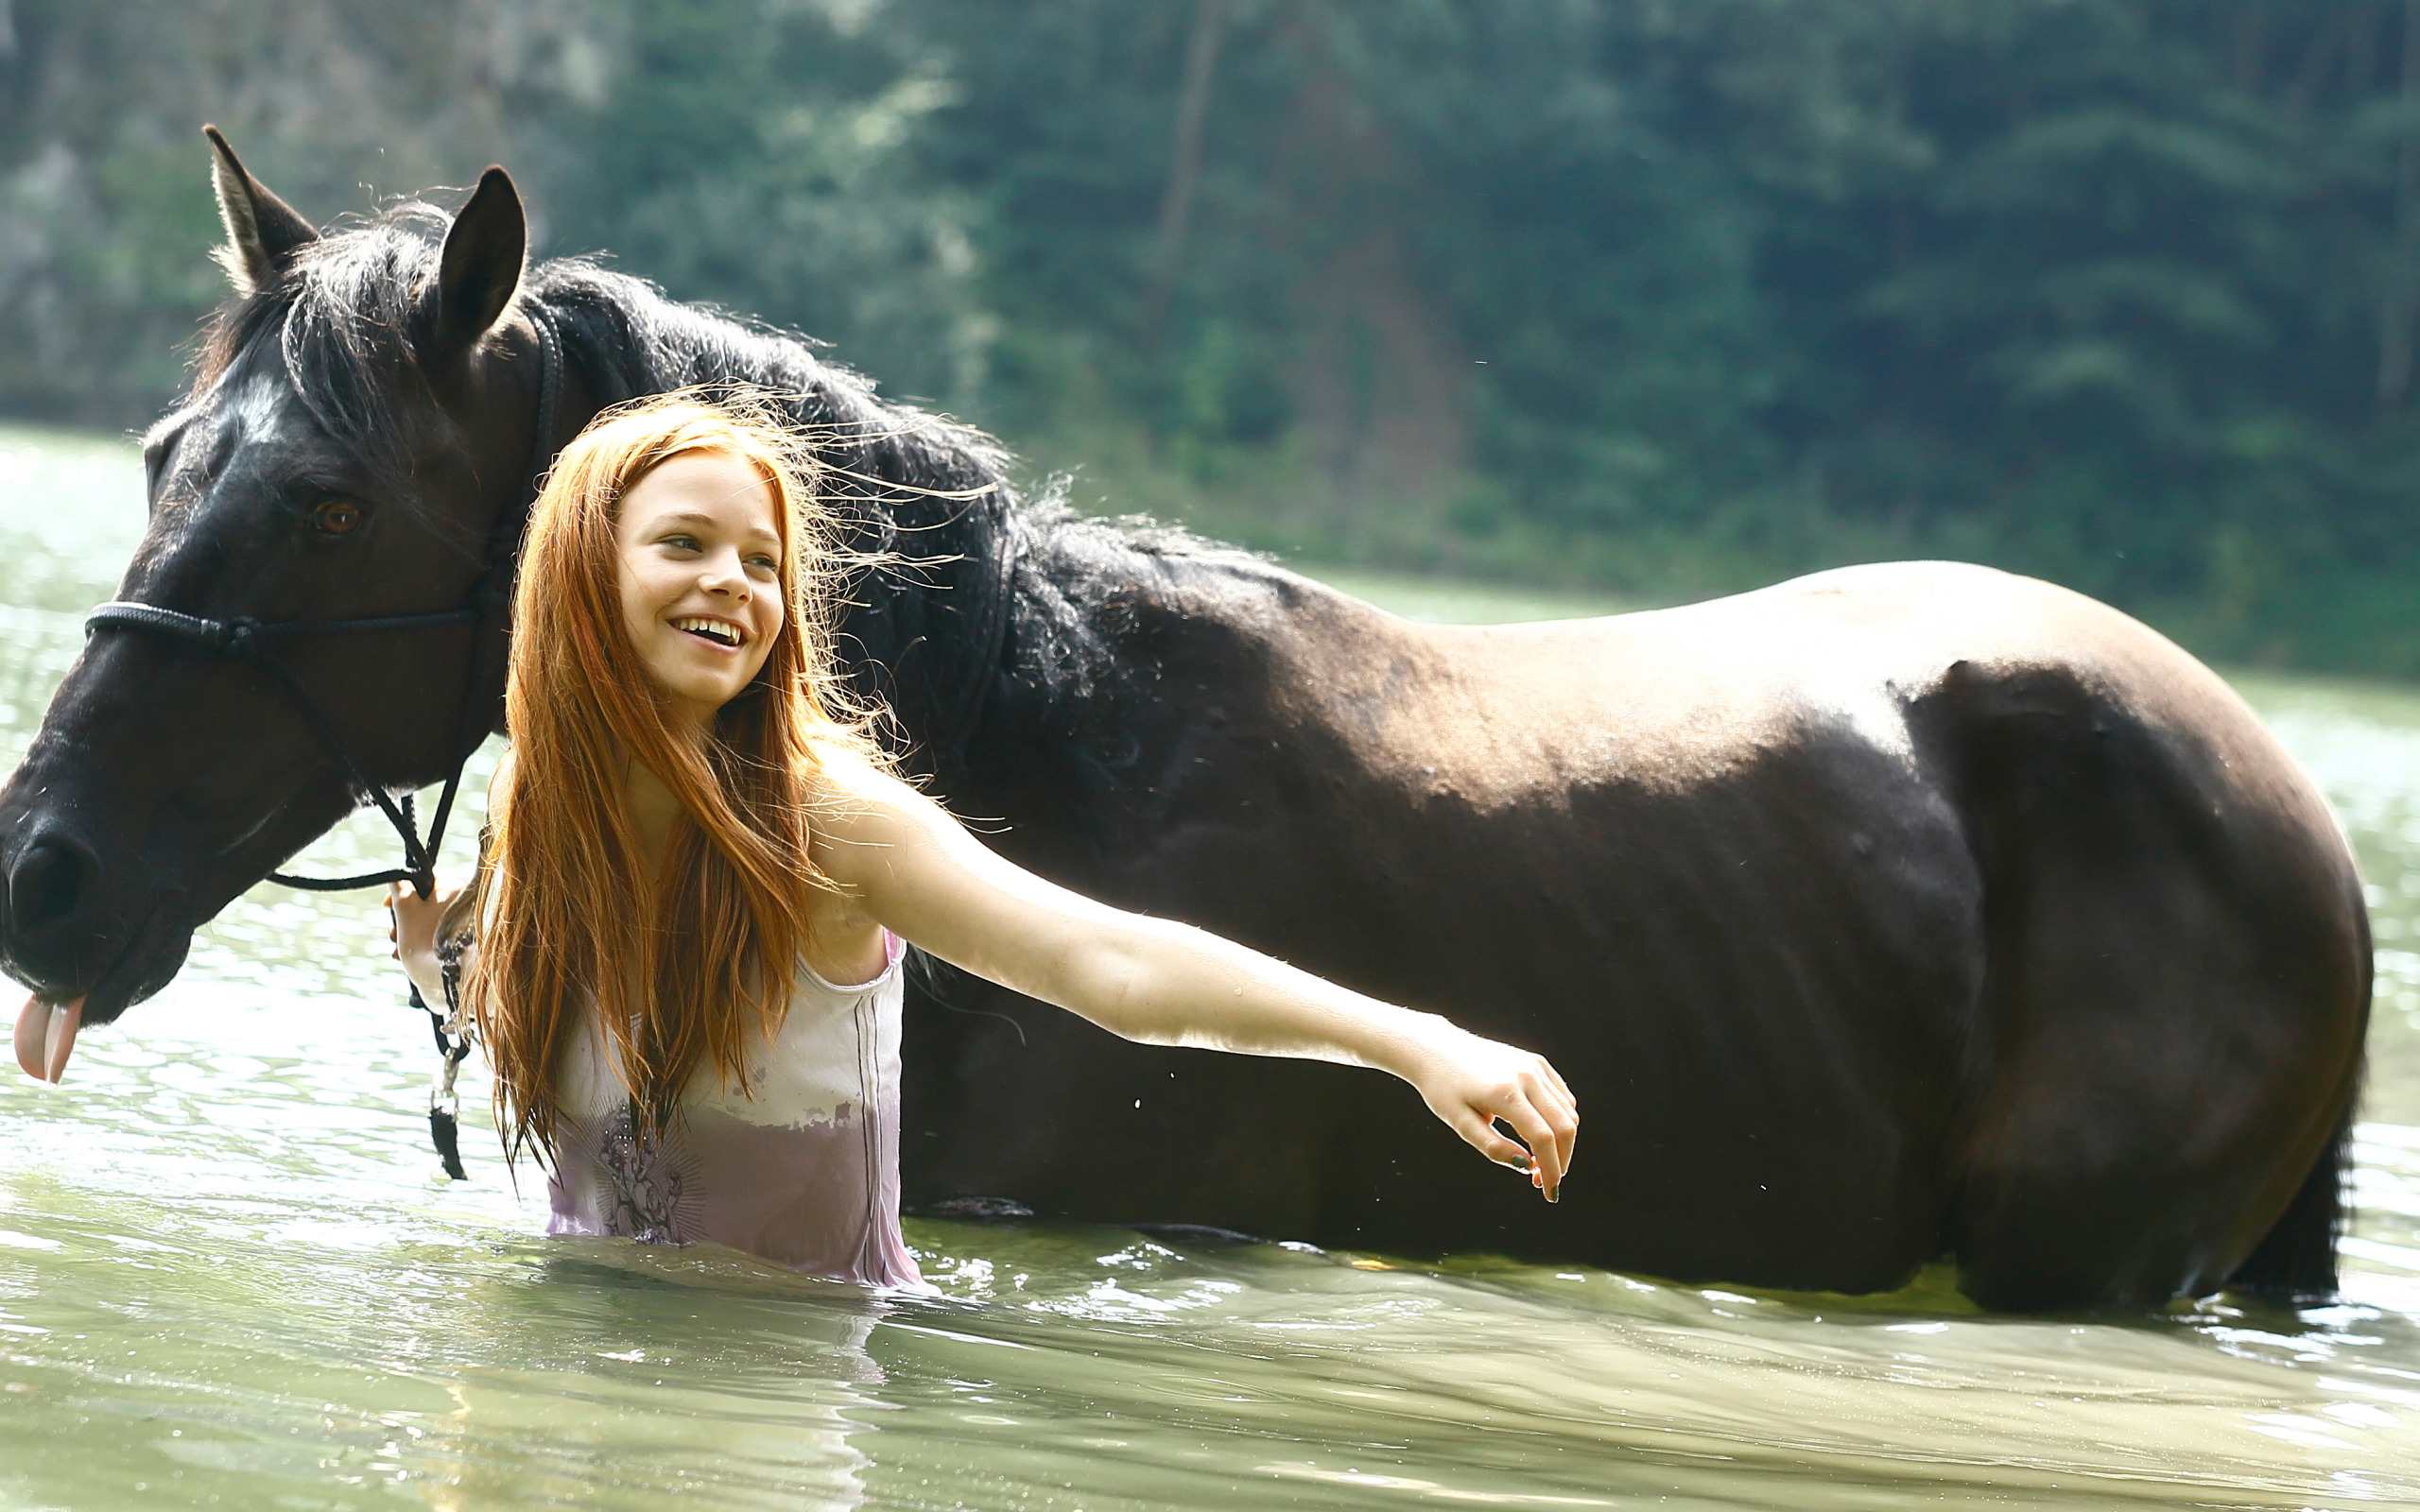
[391,394,1577,1287]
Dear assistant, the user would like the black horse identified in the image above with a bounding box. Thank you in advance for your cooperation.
[0,137,2369,1311]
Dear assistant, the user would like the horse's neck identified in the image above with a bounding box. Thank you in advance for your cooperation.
[947,529,1271,841]
[546,289,1019,777]
[545,278,991,495]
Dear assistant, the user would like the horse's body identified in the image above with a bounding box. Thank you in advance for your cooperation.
[929,547,2366,1307]
[0,144,2368,1310]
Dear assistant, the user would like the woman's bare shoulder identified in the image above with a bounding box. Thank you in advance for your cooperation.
[806,741,914,813]
[807,743,980,885]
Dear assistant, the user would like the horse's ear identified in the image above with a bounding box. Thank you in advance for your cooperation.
[424,166,527,361]
[203,125,318,295]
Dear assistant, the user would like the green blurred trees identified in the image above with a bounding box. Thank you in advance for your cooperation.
[4,0,2419,669]
[0,0,989,416]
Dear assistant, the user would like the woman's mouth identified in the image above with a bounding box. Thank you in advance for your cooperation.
[672,616,744,647]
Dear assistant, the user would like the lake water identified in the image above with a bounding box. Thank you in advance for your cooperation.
[1,423,2416,1509]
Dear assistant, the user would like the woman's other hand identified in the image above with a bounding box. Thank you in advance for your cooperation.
[1403,1026,1579,1202]
[386,876,466,1006]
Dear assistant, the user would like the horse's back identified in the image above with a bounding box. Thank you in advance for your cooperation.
[1405,560,2288,772]
[1270,559,2367,1303]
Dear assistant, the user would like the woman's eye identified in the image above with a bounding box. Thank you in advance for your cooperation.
[311,498,364,536]
[661,534,700,552]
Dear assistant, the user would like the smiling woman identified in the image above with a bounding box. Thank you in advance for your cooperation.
[389,392,1577,1286]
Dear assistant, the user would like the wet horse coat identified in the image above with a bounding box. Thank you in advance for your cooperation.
[0,142,2369,1310]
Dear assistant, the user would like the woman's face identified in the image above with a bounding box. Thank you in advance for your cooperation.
[614,449,786,729]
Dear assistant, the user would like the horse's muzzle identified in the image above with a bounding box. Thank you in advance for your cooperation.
[0,822,152,1017]
[8,830,99,938]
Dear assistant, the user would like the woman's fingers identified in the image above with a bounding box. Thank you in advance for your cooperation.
[1544,1060,1577,1114]
[1504,1063,1579,1202]
[386,875,457,962]
[1534,1067,1579,1177]
[1522,1061,1579,1183]
[1495,1094,1564,1201]
[1453,1108,1534,1172]
[1419,1037,1580,1204]
[1452,1087,1571,1203]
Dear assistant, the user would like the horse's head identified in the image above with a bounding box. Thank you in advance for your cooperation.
[0,129,558,1028]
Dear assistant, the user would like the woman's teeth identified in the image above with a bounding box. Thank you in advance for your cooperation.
[673,617,741,646]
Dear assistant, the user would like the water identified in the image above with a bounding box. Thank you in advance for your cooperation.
[1,423,2417,1509]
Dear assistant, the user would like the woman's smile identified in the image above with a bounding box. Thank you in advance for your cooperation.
[672,615,747,647]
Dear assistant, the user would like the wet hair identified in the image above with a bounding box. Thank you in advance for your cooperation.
[465,390,888,1163]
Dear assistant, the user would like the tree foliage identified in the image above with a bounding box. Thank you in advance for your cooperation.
[5,0,2418,669]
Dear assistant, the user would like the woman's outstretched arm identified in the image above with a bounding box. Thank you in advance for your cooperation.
[810,755,1579,1200]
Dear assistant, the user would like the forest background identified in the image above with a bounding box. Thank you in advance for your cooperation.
[5,0,2420,674]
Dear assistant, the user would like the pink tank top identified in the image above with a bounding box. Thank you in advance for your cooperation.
[543,932,923,1287]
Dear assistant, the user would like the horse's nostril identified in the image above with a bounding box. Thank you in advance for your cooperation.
[9,835,97,933]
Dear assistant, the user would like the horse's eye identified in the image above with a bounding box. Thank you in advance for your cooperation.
[311,498,364,536]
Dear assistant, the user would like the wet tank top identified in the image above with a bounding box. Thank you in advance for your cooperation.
[543,931,924,1287]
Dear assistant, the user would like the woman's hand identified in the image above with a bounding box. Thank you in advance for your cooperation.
[386,876,467,1007]
[1400,1023,1580,1202]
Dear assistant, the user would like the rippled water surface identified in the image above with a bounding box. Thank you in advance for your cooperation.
[2,424,2418,1509]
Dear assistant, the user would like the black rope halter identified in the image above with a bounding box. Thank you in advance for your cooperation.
[83,314,562,1181]
[84,313,563,900]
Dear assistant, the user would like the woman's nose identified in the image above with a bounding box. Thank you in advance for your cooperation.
[700,550,751,599]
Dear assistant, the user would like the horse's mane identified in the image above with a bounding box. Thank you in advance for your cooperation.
[187,198,1256,758]
[192,202,1009,514]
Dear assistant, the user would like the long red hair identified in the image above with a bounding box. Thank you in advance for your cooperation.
[464,392,882,1162]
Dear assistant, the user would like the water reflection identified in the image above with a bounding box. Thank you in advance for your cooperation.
[1,424,2417,1510]
[411,1252,882,1511]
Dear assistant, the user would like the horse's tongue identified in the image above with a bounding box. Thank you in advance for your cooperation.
[13,994,43,1080]
[14,995,84,1083]
[43,998,82,1084]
